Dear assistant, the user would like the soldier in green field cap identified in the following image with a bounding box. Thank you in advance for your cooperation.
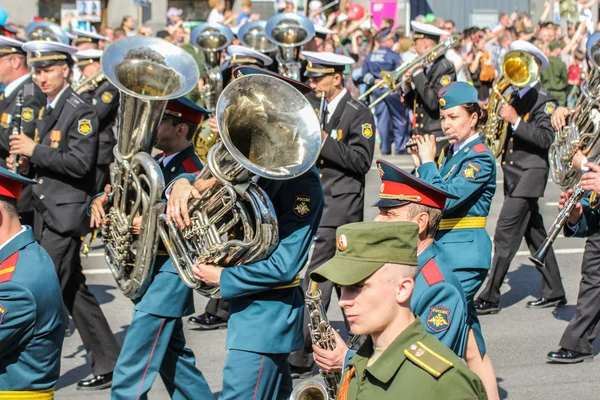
[311,221,488,400]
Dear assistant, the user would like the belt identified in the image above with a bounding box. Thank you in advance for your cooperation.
[438,217,487,231]
[0,388,54,399]
[274,274,301,290]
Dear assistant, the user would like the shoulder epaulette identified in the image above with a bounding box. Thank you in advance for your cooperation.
[538,88,549,96]
[348,98,363,110]
[404,340,454,378]
[66,93,84,108]
[473,143,488,154]
[182,157,200,173]
[421,259,444,286]
[0,251,19,283]
[23,81,35,97]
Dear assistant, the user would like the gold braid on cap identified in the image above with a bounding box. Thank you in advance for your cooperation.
[231,56,259,65]
[29,54,68,63]
[76,58,97,66]
[378,194,422,202]
[306,61,335,74]
[0,48,17,54]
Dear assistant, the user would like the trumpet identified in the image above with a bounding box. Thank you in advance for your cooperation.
[405,133,458,148]
[359,34,458,108]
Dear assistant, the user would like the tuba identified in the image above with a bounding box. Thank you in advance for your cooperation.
[265,13,315,81]
[549,32,600,190]
[484,50,540,158]
[238,20,277,53]
[73,70,106,93]
[158,73,321,298]
[100,37,199,298]
[25,21,71,44]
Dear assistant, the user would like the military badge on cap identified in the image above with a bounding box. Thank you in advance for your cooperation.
[293,194,311,218]
[544,103,555,115]
[21,108,34,122]
[439,98,446,107]
[361,123,373,139]
[426,305,450,332]
[461,162,481,180]
[78,119,92,135]
[101,92,113,104]
[440,75,451,86]
[336,234,348,251]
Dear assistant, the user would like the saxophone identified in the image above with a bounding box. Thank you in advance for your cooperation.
[291,281,341,400]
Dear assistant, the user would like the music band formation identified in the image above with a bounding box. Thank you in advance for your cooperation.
[1,10,599,400]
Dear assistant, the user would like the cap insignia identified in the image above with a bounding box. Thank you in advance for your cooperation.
[337,234,348,251]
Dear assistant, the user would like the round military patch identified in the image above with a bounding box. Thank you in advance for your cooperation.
[439,98,446,107]
[21,108,34,122]
[337,234,348,251]
[440,75,451,86]
[101,92,113,104]
[544,102,555,115]
[361,123,373,139]
[78,119,93,135]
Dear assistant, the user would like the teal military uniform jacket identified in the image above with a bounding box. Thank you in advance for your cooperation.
[417,135,497,270]
[412,244,469,357]
[342,318,487,400]
[174,167,324,353]
[565,196,600,238]
[0,227,65,391]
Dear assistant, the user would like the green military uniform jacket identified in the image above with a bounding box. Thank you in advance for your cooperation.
[540,56,568,106]
[342,318,487,400]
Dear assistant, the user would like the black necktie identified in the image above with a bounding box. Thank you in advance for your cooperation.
[446,145,454,161]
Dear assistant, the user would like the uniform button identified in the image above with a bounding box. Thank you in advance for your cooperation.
[38,179,44,184]
[320,159,324,165]
[502,161,506,165]
[420,113,424,118]
[39,194,45,200]
[501,150,504,154]
[510,138,514,142]
[319,174,323,178]
[420,124,424,128]
[509,149,513,153]
[510,161,514,165]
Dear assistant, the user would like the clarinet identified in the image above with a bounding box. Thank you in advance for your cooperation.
[10,92,24,174]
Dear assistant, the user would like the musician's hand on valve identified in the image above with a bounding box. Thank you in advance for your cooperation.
[580,163,600,194]
[559,189,583,225]
[192,261,223,286]
[167,177,217,229]
[551,106,570,131]
[89,187,111,228]
[207,117,219,135]
[312,329,347,373]
[416,134,437,164]
[9,134,36,157]
[498,104,519,125]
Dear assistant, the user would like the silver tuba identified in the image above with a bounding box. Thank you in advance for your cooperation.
[549,32,600,190]
[25,21,71,44]
[191,23,233,112]
[265,13,315,81]
[159,73,321,298]
[100,36,199,298]
[238,20,277,53]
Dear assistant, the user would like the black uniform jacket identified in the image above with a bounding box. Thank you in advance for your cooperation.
[318,91,375,227]
[500,82,558,198]
[30,86,99,237]
[80,79,119,166]
[404,56,456,135]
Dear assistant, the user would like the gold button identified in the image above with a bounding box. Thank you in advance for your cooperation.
[510,138,513,142]
[320,160,324,165]
[509,149,513,153]
[510,161,514,165]
[420,113,424,118]
[502,161,506,165]
[420,124,424,128]
[39,194,45,200]
[38,179,44,184]
[501,150,504,154]
[319,174,323,178]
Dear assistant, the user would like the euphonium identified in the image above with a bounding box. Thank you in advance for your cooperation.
[73,70,106,93]
[549,32,600,190]
[484,50,540,158]
[158,73,321,298]
[100,36,199,298]
[265,13,315,81]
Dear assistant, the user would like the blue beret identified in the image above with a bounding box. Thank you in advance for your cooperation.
[231,65,312,94]
[438,81,478,110]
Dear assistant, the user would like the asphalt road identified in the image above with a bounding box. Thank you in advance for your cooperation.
[56,152,598,399]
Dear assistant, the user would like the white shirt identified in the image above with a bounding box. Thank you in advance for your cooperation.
[0,226,26,253]
[326,89,347,124]
[4,74,30,98]
[207,8,224,23]
[452,133,480,154]
[47,84,70,109]
[161,151,181,167]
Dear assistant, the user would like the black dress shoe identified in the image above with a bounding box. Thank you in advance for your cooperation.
[547,348,593,364]
[526,296,567,308]
[188,313,228,330]
[474,299,500,315]
[290,365,313,379]
[77,372,113,391]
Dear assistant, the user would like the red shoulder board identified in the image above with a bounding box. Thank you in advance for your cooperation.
[473,143,488,154]
[0,252,19,283]
[421,259,444,286]
[182,157,200,173]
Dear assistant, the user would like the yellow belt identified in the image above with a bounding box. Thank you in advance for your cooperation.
[438,217,487,231]
[274,274,301,290]
[0,388,54,399]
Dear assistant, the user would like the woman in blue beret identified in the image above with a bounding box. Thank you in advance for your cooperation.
[408,81,499,400]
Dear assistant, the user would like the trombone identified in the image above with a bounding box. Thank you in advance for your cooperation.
[358,34,458,109]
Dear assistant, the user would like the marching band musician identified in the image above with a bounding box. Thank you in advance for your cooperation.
[402,21,456,156]
[89,97,213,399]
[74,49,119,193]
[187,46,273,331]
[408,81,499,400]
[167,66,324,400]
[309,222,488,400]
[0,36,45,227]
[361,27,407,155]
[475,40,567,315]
[288,50,375,378]
[0,167,64,400]
[6,40,121,391]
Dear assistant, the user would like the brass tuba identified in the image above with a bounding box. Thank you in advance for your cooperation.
[100,37,199,298]
[484,50,540,158]
[73,70,106,93]
[265,13,315,81]
[158,73,321,298]
[549,32,600,189]
[238,20,277,53]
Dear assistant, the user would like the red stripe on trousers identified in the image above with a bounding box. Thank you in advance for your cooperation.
[253,356,266,400]
[136,318,166,400]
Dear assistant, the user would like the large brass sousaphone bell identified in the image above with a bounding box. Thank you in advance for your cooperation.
[238,20,277,54]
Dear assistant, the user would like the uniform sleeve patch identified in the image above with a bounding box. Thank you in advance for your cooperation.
[461,162,481,180]
[182,157,200,173]
[473,143,487,153]
[0,251,19,283]
[440,75,452,86]
[101,92,113,104]
[421,259,444,286]
[361,124,373,139]
[21,107,34,122]
[0,303,5,324]
[426,306,451,332]
[293,194,312,218]
[544,103,555,115]
[78,119,93,135]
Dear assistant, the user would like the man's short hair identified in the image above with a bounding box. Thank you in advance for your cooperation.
[0,196,18,220]
[405,203,442,238]
[169,117,199,141]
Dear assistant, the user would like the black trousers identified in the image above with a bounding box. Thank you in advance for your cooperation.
[479,196,565,304]
[559,233,600,353]
[35,214,120,376]
[205,298,230,320]
[288,226,341,369]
